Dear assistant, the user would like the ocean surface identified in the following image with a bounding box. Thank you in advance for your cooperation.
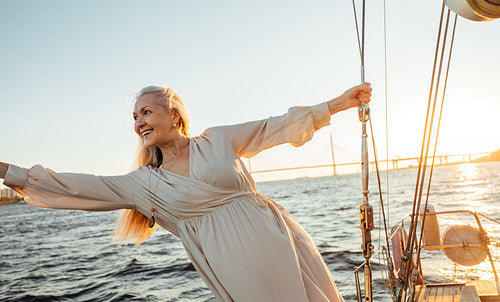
[1,162,499,301]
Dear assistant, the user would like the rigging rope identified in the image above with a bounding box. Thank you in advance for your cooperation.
[361,0,366,69]
[351,0,362,59]
[404,1,446,262]
[398,5,447,295]
[398,4,461,301]
[369,118,392,260]
[383,0,390,227]
[381,0,398,298]
[416,13,458,269]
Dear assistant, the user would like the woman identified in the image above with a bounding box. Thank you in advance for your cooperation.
[0,83,371,302]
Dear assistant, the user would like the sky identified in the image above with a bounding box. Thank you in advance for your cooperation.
[1,0,499,183]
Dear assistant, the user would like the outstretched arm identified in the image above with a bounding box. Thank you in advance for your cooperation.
[2,163,137,211]
[0,162,8,179]
[207,82,373,158]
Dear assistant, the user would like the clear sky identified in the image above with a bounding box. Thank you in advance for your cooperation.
[1,0,499,183]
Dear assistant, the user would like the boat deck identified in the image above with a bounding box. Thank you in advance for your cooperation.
[467,281,500,301]
[414,281,500,302]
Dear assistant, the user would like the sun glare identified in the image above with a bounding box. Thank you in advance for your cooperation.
[454,163,495,213]
[457,163,479,181]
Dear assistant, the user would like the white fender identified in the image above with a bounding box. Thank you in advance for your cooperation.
[420,204,441,251]
[445,0,500,21]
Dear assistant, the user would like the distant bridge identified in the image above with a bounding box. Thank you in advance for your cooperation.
[249,152,490,175]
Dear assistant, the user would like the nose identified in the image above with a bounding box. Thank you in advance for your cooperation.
[135,116,146,133]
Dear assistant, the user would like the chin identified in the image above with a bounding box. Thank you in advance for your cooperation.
[142,139,155,148]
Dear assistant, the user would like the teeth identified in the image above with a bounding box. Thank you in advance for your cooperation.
[142,130,152,136]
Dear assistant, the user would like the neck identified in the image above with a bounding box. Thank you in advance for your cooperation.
[158,135,189,161]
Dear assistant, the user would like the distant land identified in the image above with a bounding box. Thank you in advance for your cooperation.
[472,149,500,163]
[0,198,23,206]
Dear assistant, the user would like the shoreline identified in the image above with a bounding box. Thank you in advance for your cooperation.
[0,199,23,206]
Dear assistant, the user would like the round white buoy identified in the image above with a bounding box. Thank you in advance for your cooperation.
[442,224,489,266]
[445,0,500,21]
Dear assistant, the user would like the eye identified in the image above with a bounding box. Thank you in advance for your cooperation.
[144,110,152,115]
[133,115,138,121]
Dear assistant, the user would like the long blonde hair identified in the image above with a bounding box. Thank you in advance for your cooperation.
[114,86,190,245]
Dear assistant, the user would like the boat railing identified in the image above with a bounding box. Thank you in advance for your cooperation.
[396,209,499,281]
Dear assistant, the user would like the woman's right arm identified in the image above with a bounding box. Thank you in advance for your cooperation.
[1,163,137,211]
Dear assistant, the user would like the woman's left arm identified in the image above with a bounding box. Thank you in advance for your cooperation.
[207,83,372,158]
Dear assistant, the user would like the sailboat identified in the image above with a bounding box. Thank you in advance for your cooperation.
[352,0,500,301]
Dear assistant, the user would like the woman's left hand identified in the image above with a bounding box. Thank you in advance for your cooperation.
[328,82,372,115]
[343,82,372,107]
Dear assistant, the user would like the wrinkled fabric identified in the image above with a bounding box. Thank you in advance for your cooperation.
[4,102,344,302]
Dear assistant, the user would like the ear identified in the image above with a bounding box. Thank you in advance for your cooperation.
[170,109,181,124]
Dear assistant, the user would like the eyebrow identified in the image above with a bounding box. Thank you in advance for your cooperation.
[132,106,152,115]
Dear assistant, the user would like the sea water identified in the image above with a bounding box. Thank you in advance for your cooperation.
[1,162,499,301]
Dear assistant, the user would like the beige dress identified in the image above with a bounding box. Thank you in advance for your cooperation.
[3,102,344,302]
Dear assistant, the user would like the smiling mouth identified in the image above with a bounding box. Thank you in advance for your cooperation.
[141,129,153,137]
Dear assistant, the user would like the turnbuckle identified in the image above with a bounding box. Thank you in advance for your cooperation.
[358,102,370,123]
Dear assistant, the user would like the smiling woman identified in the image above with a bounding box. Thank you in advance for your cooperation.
[1,83,372,302]
[117,86,192,245]
[132,87,191,176]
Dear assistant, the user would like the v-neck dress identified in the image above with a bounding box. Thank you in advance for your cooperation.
[3,102,344,302]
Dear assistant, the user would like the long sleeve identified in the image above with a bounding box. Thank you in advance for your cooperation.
[206,102,331,158]
[2,164,137,211]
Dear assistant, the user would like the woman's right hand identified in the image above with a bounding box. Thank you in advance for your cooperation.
[0,162,9,179]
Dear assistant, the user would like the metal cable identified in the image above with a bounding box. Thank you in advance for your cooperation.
[349,1,395,299]
[478,213,500,225]
[351,0,363,59]
[370,118,392,259]
[398,2,447,300]
[383,0,390,228]
[416,13,458,268]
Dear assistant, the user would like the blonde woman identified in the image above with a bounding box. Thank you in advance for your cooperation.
[0,83,371,302]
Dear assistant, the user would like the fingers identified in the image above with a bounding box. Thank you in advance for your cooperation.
[358,92,371,103]
[357,82,372,104]
[360,82,372,95]
[335,83,373,112]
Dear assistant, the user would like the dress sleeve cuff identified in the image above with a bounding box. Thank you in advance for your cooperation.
[3,164,29,189]
[310,102,331,130]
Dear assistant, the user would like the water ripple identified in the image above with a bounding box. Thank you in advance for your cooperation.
[1,162,499,301]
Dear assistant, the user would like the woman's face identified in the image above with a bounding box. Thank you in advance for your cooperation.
[133,93,178,148]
